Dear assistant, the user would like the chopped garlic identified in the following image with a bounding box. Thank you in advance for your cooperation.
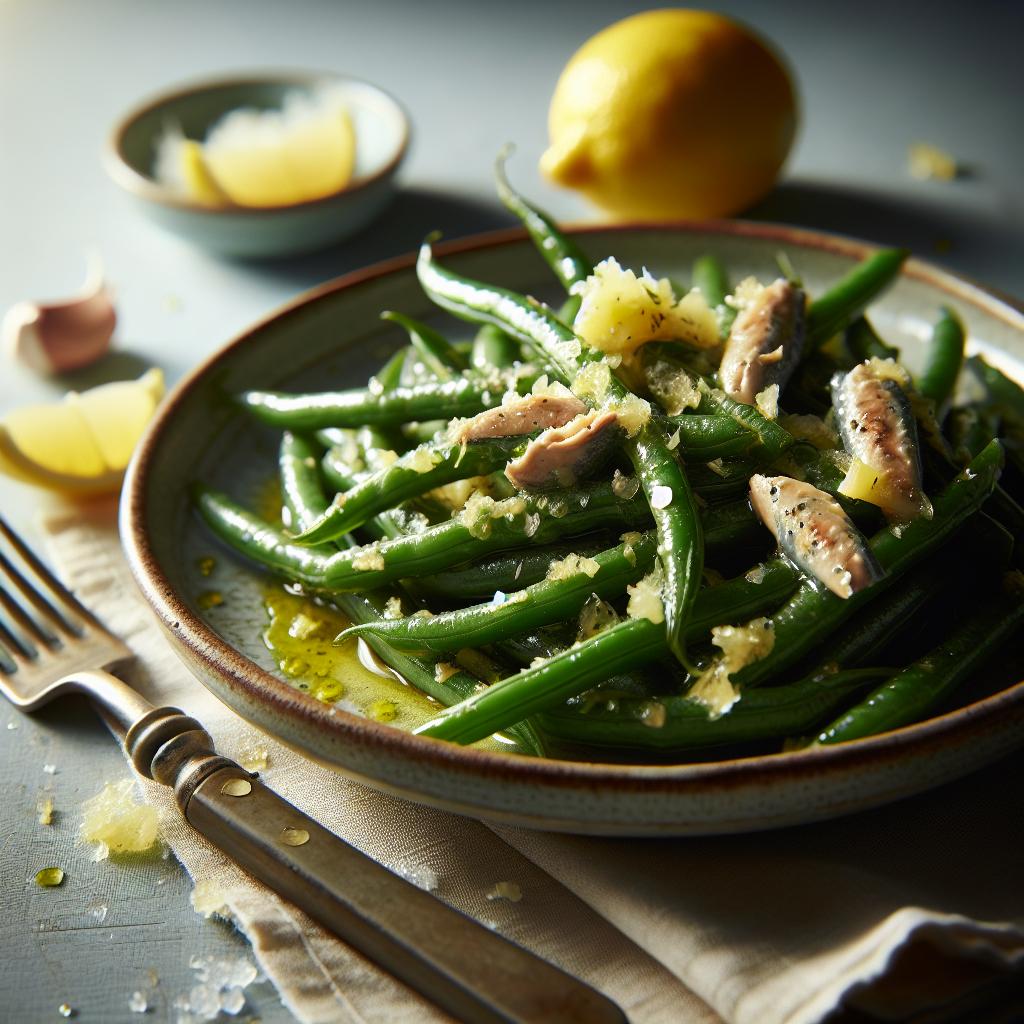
[571,360,612,403]
[611,393,652,437]
[383,596,403,619]
[429,475,491,511]
[530,374,576,400]
[639,700,667,729]
[434,662,460,683]
[458,492,528,539]
[288,611,329,641]
[626,569,665,624]
[727,276,766,313]
[546,553,601,581]
[406,446,442,473]
[755,383,780,420]
[577,595,621,640]
[666,427,681,451]
[611,469,641,500]
[645,358,702,415]
[620,531,643,566]
[351,548,385,571]
[688,617,775,717]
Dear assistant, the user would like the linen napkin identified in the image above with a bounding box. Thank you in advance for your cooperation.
[44,498,1024,1024]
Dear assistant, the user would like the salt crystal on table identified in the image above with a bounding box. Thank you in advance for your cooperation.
[227,959,258,988]
[219,988,246,1015]
[188,983,220,1019]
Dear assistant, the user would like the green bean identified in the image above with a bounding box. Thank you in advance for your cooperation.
[687,457,759,500]
[666,414,758,459]
[806,248,908,351]
[316,453,413,542]
[381,310,468,379]
[240,377,524,431]
[411,540,611,603]
[195,478,652,594]
[414,495,760,604]
[471,324,523,370]
[691,254,736,339]
[279,432,331,534]
[535,668,890,754]
[796,556,942,672]
[917,306,965,416]
[734,440,1004,689]
[691,254,730,309]
[495,151,591,293]
[844,316,899,362]
[966,354,1024,434]
[373,346,409,391]
[815,580,1024,744]
[340,533,660,653]
[417,240,704,666]
[412,558,799,745]
[297,435,527,544]
[694,379,795,460]
[946,405,999,463]
[628,427,704,663]
[278,432,542,755]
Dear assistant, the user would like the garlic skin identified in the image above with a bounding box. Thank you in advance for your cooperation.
[3,258,116,374]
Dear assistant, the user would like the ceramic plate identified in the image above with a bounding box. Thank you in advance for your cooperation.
[121,223,1024,836]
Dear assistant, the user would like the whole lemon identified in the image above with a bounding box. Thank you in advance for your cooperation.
[540,9,797,220]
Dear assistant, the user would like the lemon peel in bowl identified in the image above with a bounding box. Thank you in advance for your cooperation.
[0,368,164,495]
[155,86,356,208]
[541,9,797,220]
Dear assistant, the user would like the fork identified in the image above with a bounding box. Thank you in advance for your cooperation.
[0,514,626,1024]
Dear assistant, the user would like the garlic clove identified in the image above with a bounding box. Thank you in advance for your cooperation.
[3,256,117,374]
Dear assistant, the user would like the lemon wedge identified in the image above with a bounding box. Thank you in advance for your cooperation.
[0,368,164,495]
[179,139,228,207]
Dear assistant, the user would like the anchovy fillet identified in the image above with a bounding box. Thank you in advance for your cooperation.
[505,410,620,490]
[831,361,930,521]
[749,474,884,598]
[455,392,586,442]
[719,279,805,405]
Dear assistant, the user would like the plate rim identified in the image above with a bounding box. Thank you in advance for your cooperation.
[120,219,1024,801]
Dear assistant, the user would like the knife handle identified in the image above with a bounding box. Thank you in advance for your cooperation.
[125,706,626,1024]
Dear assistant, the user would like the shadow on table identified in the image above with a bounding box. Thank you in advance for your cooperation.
[746,179,1023,299]
[236,187,516,291]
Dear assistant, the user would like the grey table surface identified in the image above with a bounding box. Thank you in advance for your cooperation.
[1,1,1022,1021]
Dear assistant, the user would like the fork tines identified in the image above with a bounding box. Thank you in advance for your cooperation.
[0,514,89,665]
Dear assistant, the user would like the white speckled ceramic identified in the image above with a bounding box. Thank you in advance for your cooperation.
[105,72,409,258]
[121,224,1024,836]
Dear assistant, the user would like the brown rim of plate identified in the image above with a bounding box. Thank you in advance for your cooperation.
[121,220,1024,794]
[104,70,411,216]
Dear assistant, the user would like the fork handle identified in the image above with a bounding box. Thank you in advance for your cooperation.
[125,707,625,1024]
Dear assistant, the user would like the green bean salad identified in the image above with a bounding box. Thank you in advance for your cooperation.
[195,162,1024,761]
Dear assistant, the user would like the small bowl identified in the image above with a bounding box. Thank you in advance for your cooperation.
[105,72,410,258]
